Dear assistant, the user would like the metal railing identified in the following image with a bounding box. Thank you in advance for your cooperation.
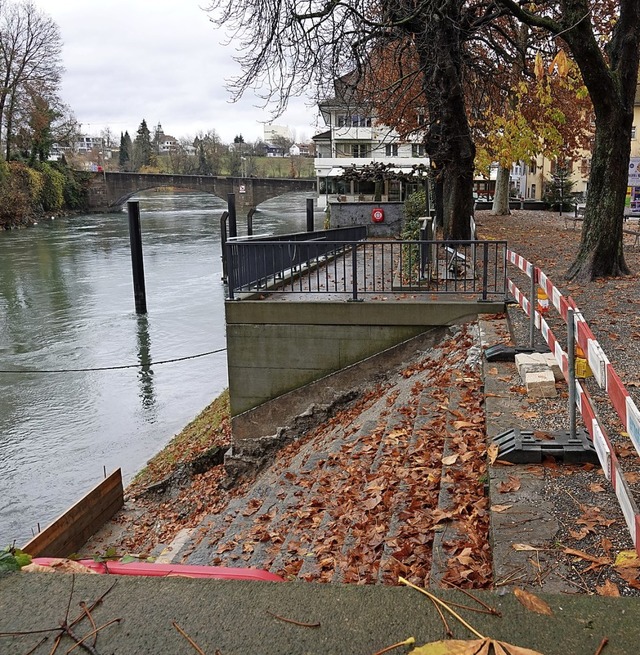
[226,233,508,301]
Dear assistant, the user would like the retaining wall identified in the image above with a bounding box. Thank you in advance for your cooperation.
[225,300,504,422]
[328,201,405,237]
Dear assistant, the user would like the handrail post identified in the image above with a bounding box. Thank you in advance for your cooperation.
[349,244,362,301]
[306,198,314,232]
[226,241,236,300]
[529,263,536,349]
[567,308,577,439]
[247,208,256,236]
[228,193,237,238]
[220,211,229,282]
[481,242,489,301]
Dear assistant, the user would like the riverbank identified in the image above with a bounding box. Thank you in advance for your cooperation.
[82,390,233,556]
[82,210,640,596]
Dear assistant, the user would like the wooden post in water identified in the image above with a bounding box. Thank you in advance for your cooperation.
[127,200,147,314]
[228,193,237,238]
[306,198,314,232]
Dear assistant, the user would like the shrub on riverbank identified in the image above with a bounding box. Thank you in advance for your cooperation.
[0,161,89,228]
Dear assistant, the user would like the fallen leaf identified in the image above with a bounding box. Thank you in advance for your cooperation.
[442,454,459,466]
[498,475,521,493]
[488,367,499,375]
[513,587,553,616]
[596,580,620,597]
[512,544,542,552]
[362,495,382,510]
[23,559,99,575]
[564,548,610,567]
[614,550,640,568]
[487,443,499,465]
[491,504,513,513]
[588,483,606,493]
[453,420,480,430]
[410,638,543,654]
[21,563,57,574]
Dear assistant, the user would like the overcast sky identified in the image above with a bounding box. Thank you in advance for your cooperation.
[31,0,320,144]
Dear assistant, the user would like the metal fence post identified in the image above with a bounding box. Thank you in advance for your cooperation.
[306,198,314,232]
[228,193,237,238]
[567,308,577,439]
[220,211,229,282]
[481,243,489,301]
[350,245,360,301]
[529,263,536,349]
[226,242,236,300]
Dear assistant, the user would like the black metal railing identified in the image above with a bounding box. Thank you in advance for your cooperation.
[226,235,507,301]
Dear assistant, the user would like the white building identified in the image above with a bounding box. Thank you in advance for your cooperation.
[313,76,428,208]
[264,124,291,143]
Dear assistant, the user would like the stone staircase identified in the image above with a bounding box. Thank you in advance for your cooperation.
[170,324,488,586]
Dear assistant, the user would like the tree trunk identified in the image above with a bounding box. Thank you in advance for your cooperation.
[567,111,631,280]
[491,166,511,216]
[443,157,475,240]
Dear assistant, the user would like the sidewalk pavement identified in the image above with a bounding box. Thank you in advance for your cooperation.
[1,572,638,654]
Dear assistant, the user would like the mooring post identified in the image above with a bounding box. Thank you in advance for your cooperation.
[567,308,577,439]
[228,193,237,238]
[306,198,314,232]
[127,200,147,314]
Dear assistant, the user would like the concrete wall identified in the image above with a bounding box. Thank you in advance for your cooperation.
[225,299,504,418]
[328,201,405,237]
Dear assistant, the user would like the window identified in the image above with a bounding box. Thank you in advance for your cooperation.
[337,114,371,128]
[352,144,370,158]
[632,126,637,140]
[529,160,537,174]
[412,144,426,157]
[385,144,398,157]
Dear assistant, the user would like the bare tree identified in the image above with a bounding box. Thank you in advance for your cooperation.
[0,1,63,160]
[204,0,500,239]
[497,0,640,280]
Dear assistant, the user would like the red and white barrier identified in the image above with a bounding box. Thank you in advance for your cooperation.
[505,253,640,553]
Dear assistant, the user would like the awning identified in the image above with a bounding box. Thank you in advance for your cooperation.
[326,167,345,177]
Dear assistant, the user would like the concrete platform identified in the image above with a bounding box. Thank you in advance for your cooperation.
[1,573,637,654]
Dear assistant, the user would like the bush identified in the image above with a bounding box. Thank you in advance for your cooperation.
[403,189,427,240]
[36,162,65,212]
[51,163,89,210]
[0,162,42,227]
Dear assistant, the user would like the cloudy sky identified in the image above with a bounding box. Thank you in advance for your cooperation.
[31,0,321,144]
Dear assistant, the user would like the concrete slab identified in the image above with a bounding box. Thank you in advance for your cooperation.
[1,573,638,655]
[525,370,557,398]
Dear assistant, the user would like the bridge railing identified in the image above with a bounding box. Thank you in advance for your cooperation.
[226,234,507,301]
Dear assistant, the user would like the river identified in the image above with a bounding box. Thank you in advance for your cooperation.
[0,189,320,547]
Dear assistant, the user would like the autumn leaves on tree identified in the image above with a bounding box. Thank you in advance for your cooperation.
[205,0,640,280]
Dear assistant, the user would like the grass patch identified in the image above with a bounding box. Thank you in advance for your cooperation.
[128,389,231,495]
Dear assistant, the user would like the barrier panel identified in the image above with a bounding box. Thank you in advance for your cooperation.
[506,250,640,554]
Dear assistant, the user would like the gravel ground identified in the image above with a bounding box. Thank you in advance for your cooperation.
[479,210,640,596]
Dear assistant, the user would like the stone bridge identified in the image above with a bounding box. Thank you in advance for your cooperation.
[85,172,316,212]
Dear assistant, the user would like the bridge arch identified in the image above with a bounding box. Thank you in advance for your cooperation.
[85,172,316,212]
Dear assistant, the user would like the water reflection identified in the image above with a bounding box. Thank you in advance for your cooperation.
[136,314,155,416]
[0,189,318,545]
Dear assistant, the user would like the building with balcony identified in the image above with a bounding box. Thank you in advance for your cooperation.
[313,76,428,208]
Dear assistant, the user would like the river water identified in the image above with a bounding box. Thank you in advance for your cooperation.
[0,189,319,546]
